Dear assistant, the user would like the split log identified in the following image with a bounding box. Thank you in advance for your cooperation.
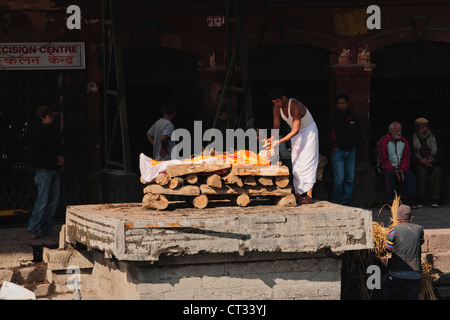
[230,164,289,176]
[144,184,200,195]
[155,173,170,186]
[185,174,198,185]
[231,194,251,207]
[243,176,257,186]
[200,184,245,195]
[169,176,184,189]
[257,176,273,186]
[142,193,169,210]
[166,163,231,177]
[222,173,243,187]
[275,176,289,188]
[191,194,208,209]
[206,174,222,188]
[245,185,292,196]
[273,194,296,207]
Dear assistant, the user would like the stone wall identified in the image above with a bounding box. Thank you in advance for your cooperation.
[89,251,341,300]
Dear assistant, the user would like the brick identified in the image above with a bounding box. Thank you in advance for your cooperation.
[0,269,14,283]
[29,283,53,298]
[13,264,47,284]
[0,245,34,268]
[423,230,450,253]
[43,247,93,271]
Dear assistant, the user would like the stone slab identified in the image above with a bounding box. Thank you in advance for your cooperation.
[43,247,93,271]
[65,201,373,262]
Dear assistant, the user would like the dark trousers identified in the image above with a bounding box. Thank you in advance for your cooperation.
[376,275,420,300]
[415,164,443,200]
[379,168,416,202]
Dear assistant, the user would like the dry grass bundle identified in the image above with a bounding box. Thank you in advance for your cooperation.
[420,261,437,300]
[371,221,388,257]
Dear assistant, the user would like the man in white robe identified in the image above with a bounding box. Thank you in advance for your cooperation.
[267,87,319,204]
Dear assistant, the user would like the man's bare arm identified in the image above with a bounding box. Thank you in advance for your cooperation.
[146,133,155,145]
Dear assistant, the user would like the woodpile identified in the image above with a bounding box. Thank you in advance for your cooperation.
[141,162,295,210]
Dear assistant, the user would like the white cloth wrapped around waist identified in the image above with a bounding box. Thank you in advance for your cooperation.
[290,121,319,195]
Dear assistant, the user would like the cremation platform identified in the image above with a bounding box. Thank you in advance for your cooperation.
[61,201,373,299]
[65,201,372,261]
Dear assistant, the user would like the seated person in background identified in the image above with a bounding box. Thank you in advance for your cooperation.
[376,121,418,208]
[409,118,444,208]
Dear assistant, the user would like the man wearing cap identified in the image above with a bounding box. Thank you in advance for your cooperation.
[377,204,424,300]
[410,118,444,208]
[26,106,65,239]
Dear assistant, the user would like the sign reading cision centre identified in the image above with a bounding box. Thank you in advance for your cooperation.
[0,42,85,70]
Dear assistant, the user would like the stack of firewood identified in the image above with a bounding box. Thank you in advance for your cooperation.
[141,162,295,210]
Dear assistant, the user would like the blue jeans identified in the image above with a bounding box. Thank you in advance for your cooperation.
[330,148,355,205]
[27,169,61,234]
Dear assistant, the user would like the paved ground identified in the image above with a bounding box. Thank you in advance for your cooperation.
[371,202,450,230]
[1,202,448,248]
[0,223,62,248]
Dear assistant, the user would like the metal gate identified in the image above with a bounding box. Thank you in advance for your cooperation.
[0,70,89,218]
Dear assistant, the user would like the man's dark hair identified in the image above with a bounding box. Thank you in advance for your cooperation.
[163,102,176,115]
[269,87,285,100]
[336,93,349,102]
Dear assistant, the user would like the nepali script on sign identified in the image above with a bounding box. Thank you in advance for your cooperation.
[0,42,85,70]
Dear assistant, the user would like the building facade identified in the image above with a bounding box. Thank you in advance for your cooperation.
[1,0,450,212]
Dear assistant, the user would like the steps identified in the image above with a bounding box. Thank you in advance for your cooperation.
[422,228,450,300]
[0,225,98,300]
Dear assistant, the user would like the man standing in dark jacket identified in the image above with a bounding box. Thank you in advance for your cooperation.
[26,106,65,239]
[377,204,424,300]
[327,93,360,205]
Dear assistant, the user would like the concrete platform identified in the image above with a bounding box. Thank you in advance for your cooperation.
[65,201,373,262]
[60,201,373,300]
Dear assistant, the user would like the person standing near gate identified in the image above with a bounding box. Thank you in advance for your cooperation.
[146,103,176,161]
[27,106,65,239]
[326,93,360,205]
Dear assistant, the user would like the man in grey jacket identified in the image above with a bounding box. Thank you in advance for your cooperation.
[377,204,424,300]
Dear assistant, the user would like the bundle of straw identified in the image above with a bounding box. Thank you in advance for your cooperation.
[420,261,437,300]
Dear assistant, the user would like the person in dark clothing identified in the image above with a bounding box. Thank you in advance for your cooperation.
[409,118,444,208]
[326,93,360,205]
[26,106,65,239]
[377,204,424,300]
